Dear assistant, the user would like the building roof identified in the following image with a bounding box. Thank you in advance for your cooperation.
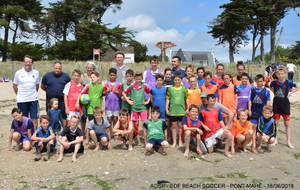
[171,49,215,66]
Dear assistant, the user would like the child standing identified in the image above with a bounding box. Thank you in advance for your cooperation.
[235,73,252,110]
[63,69,84,127]
[196,67,217,87]
[166,73,189,148]
[88,107,111,151]
[113,108,139,151]
[182,65,195,88]
[150,73,167,119]
[230,109,253,153]
[121,69,134,114]
[47,98,63,135]
[256,105,277,151]
[103,68,121,134]
[5,108,34,151]
[199,94,232,158]
[143,106,169,154]
[122,72,151,144]
[182,105,208,157]
[200,71,218,101]
[186,76,202,107]
[248,74,271,153]
[219,72,236,126]
[31,115,55,161]
[270,66,300,149]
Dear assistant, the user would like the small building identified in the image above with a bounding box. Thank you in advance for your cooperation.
[101,46,134,63]
[170,48,215,67]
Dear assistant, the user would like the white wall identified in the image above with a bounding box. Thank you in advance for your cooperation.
[124,53,134,63]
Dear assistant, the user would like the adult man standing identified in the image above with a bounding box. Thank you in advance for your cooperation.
[13,55,40,128]
[111,51,130,84]
[41,62,71,128]
[171,56,186,78]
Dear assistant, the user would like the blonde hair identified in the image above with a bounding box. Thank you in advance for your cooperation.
[237,108,248,116]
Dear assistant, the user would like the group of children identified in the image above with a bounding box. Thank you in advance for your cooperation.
[6,57,299,161]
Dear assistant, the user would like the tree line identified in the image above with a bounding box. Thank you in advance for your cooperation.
[208,0,300,64]
[0,0,148,62]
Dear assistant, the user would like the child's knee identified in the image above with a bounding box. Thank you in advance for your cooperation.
[145,143,153,151]
[101,137,108,144]
[162,141,169,148]
[185,130,191,136]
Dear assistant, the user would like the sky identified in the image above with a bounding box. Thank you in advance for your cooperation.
[2,0,300,63]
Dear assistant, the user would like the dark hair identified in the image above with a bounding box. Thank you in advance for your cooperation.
[53,61,62,66]
[24,55,33,62]
[109,67,117,75]
[196,66,205,73]
[240,72,249,78]
[48,97,58,109]
[90,71,100,77]
[189,104,199,112]
[115,51,125,58]
[119,108,129,116]
[150,55,159,63]
[172,56,181,63]
[237,63,245,69]
[222,72,232,79]
[126,69,134,76]
[151,106,160,113]
[40,115,50,123]
[11,107,22,114]
[155,73,164,80]
[173,72,182,79]
[72,69,82,75]
[164,68,172,74]
[203,71,212,78]
[216,63,224,69]
[134,71,143,78]
[255,74,264,81]
[237,61,244,65]
[206,94,216,100]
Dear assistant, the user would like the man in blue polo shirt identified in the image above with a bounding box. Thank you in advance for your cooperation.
[171,56,186,78]
[41,62,71,128]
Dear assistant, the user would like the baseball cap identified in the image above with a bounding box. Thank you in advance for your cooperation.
[200,91,209,98]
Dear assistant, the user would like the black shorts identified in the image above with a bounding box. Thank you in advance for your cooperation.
[87,114,95,121]
[63,142,84,153]
[169,116,184,122]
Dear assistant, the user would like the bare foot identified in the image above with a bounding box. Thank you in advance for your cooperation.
[171,144,176,148]
[257,145,262,151]
[267,144,272,150]
[224,152,232,158]
[287,143,294,149]
[14,144,20,151]
[178,143,183,147]
[128,145,133,151]
[57,157,63,162]
[85,144,90,149]
[183,149,189,157]
[72,157,77,162]
[196,148,203,155]
[251,147,257,153]
[243,148,249,153]
[94,146,99,152]
[271,140,278,147]
[107,143,112,150]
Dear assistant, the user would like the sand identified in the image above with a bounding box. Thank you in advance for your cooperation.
[0,81,300,189]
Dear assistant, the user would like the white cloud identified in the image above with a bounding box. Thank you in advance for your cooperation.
[178,16,192,23]
[198,3,204,8]
[118,14,156,30]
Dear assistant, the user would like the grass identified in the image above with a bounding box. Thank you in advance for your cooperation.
[188,154,212,163]
[252,179,264,184]
[293,153,300,160]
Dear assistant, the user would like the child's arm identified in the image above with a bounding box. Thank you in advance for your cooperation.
[69,135,84,145]
[143,126,148,142]
[5,129,14,151]
[248,100,252,117]
[231,135,235,154]
[143,97,150,105]
[106,128,111,140]
[122,121,133,135]
[166,99,170,116]
[102,85,110,96]
[122,91,134,106]
[288,85,300,97]
[201,123,212,132]
[64,94,69,115]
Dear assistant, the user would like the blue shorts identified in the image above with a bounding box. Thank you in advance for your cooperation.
[148,138,165,146]
[250,119,258,124]
[20,136,30,142]
[17,100,39,119]
[96,133,109,141]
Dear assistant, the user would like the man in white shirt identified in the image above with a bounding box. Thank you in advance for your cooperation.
[111,51,130,84]
[13,55,40,128]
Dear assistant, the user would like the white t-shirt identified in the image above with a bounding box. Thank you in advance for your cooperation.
[13,68,40,103]
[286,63,296,72]
[63,81,82,95]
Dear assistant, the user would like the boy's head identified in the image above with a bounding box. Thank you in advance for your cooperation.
[72,69,81,83]
[150,55,159,67]
[240,73,249,85]
[40,115,50,130]
[173,73,182,87]
[206,94,216,107]
[237,109,248,121]
[70,115,80,127]
[108,68,117,81]
[188,76,197,87]
[72,69,82,77]
[119,108,129,122]
[255,74,264,87]
[155,73,164,86]
[125,69,134,83]
[262,105,273,119]
[93,106,103,120]
[164,68,172,80]
[222,72,232,84]
[189,104,199,118]
[11,107,22,121]
[275,66,287,80]
[216,63,224,75]
[151,106,160,120]
[185,64,194,77]
[90,71,100,83]
[134,72,143,83]
[196,66,205,78]
[203,71,212,84]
